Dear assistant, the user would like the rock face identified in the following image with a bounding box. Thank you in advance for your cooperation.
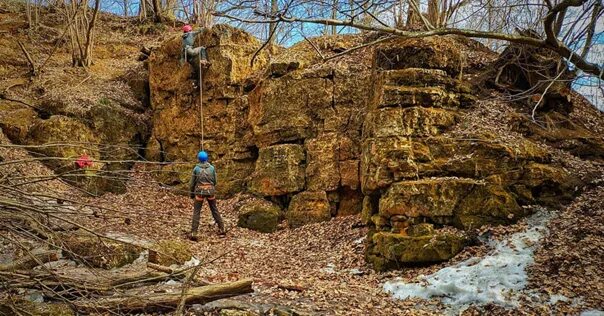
[360,37,580,270]
[148,28,369,226]
[147,25,269,197]
[286,191,332,228]
[148,29,591,267]
[249,144,305,196]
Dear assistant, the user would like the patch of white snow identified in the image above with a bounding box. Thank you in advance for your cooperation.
[384,211,554,309]
[549,294,569,304]
[322,263,336,274]
[581,310,604,316]
[354,236,366,244]
[183,256,200,268]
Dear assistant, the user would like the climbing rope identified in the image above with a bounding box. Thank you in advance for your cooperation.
[198,58,204,151]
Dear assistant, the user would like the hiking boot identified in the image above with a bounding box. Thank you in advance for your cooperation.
[218,230,226,237]
[189,232,199,241]
[200,60,211,69]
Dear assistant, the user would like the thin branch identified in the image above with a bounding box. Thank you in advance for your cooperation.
[301,34,325,61]
[17,40,37,76]
[214,10,604,80]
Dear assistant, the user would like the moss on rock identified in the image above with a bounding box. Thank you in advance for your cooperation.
[237,199,281,233]
[148,239,192,266]
[367,230,468,270]
[61,232,142,269]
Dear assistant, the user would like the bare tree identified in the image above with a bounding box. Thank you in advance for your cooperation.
[64,0,101,67]
[214,0,604,80]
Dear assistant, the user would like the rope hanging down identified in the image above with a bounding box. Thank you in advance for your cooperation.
[199,59,204,151]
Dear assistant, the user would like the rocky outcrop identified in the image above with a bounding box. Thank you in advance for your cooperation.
[361,37,580,270]
[148,28,592,268]
[0,88,149,195]
[148,29,369,226]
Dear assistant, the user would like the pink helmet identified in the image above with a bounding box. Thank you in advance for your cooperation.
[182,25,192,33]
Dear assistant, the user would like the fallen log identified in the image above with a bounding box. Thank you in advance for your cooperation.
[72,278,254,313]
[0,250,59,272]
[1,267,183,298]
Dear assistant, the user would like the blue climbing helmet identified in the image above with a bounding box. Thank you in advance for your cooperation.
[197,151,208,162]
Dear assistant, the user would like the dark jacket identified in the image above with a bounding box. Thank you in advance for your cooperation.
[182,30,201,47]
[180,29,203,65]
[189,162,217,195]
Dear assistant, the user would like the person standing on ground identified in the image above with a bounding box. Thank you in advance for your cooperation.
[189,151,225,240]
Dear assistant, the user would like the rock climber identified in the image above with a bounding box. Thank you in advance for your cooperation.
[189,150,225,240]
[180,24,210,86]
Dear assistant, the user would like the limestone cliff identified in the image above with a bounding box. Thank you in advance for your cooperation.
[147,26,603,269]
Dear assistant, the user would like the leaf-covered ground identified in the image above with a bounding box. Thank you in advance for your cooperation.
[73,166,604,315]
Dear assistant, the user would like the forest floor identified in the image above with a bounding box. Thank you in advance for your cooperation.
[71,166,604,316]
[1,2,603,315]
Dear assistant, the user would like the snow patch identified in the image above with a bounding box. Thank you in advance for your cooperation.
[549,294,569,304]
[581,310,604,316]
[183,256,201,268]
[384,211,553,309]
[354,236,366,244]
[322,263,336,274]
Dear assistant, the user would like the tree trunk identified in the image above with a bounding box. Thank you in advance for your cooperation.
[123,0,129,16]
[406,0,419,27]
[152,0,162,22]
[331,0,337,35]
[427,0,439,27]
[81,0,100,67]
[269,0,278,43]
[72,279,254,313]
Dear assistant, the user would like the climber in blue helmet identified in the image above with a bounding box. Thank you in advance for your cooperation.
[188,150,225,240]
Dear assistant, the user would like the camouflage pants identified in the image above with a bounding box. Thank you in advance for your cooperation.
[185,46,208,65]
[191,197,224,233]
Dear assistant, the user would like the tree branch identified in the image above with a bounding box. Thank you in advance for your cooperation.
[215,8,603,79]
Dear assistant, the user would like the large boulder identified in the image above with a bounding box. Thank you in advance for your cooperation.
[61,232,143,269]
[0,100,38,144]
[286,191,331,228]
[148,239,192,266]
[26,115,101,171]
[367,229,468,271]
[237,199,282,233]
